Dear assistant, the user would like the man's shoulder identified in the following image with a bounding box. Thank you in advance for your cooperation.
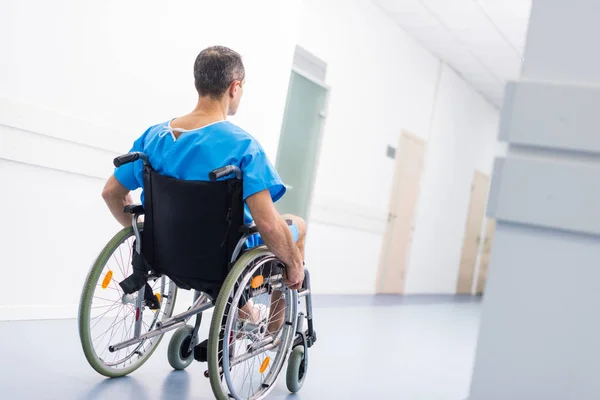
[220,121,253,139]
[146,120,171,135]
[218,122,264,152]
[137,120,171,141]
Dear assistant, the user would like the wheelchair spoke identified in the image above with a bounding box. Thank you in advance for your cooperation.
[104,305,126,361]
[92,295,121,303]
[95,284,120,294]
[115,307,132,362]
[116,247,126,278]
[231,339,243,384]
[110,278,123,293]
[91,303,119,310]
[93,305,126,346]
[90,302,122,328]
[250,352,258,397]
[90,300,121,323]
[81,230,177,375]
[241,353,249,397]
[93,306,134,344]
[217,262,295,400]
[111,253,126,282]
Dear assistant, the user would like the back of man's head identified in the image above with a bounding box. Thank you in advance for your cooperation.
[194,46,245,99]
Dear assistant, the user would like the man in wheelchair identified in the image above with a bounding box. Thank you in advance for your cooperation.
[102,46,306,330]
[83,46,314,398]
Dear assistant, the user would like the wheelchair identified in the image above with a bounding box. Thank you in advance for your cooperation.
[77,152,317,400]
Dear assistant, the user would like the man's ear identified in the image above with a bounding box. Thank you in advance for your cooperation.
[229,80,240,98]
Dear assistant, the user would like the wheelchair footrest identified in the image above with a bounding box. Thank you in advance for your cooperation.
[194,339,208,362]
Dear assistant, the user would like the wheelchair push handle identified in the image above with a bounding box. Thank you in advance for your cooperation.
[209,165,242,181]
[113,152,149,168]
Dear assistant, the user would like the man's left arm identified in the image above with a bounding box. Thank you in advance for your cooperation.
[102,175,134,227]
[104,129,147,226]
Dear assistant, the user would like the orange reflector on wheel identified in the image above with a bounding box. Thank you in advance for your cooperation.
[101,270,113,289]
[251,275,264,289]
[259,357,271,374]
[150,292,162,311]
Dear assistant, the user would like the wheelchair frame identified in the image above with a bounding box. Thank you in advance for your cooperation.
[102,153,317,377]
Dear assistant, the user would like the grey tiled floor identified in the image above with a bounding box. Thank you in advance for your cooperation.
[0,295,481,400]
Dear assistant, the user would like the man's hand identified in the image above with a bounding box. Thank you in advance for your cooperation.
[284,264,305,291]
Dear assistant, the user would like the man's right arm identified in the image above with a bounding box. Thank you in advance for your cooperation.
[246,190,305,290]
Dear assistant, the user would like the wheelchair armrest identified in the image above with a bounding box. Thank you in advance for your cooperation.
[124,204,145,214]
[113,152,149,167]
[239,219,293,235]
[239,223,258,235]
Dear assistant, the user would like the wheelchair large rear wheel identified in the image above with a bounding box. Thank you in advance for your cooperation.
[78,225,177,377]
[208,247,298,400]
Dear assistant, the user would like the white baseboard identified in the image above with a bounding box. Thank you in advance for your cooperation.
[0,304,78,321]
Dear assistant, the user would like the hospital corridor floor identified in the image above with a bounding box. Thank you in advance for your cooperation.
[0,295,481,400]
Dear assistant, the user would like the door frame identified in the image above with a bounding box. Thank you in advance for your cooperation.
[376,129,427,294]
[472,217,495,294]
[275,66,331,223]
[456,170,490,295]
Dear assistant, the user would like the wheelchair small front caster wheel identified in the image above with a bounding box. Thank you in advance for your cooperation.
[286,345,306,393]
[168,325,195,370]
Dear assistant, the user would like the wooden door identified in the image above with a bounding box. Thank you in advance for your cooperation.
[456,171,489,294]
[476,219,496,294]
[377,132,426,294]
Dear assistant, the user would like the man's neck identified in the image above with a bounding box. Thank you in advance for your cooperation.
[192,96,228,121]
[171,97,228,132]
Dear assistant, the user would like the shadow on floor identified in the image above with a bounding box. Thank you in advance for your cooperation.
[313,294,482,308]
[79,376,150,400]
[160,370,192,399]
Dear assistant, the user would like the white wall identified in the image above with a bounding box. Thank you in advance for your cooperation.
[0,0,301,320]
[0,0,300,157]
[0,0,502,320]
[296,0,439,294]
[405,65,501,294]
[296,0,502,295]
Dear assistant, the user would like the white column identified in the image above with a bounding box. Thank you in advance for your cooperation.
[469,1,600,399]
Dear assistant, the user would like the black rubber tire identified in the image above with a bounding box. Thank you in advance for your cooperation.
[167,325,195,370]
[286,345,306,393]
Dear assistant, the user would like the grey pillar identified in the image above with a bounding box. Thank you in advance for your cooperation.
[468,1,600,399]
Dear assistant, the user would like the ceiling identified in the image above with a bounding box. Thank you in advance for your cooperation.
[372,0,532,108]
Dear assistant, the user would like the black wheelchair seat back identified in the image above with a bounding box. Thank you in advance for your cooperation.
[141,165,244,297]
